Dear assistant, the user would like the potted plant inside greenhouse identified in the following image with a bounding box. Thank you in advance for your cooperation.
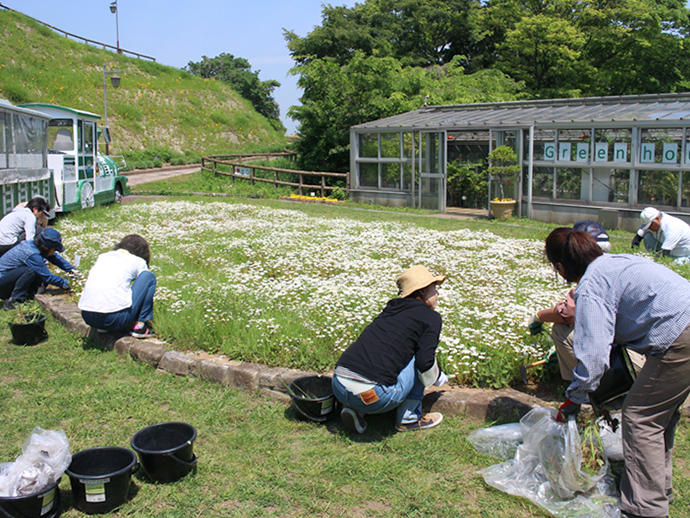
[487,146,520,219]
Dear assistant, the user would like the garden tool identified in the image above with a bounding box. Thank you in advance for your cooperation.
[520,345,557,384]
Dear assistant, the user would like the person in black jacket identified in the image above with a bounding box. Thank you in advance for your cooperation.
[332,265,448,434]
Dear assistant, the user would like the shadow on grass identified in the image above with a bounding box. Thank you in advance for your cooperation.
[284,405,399,442]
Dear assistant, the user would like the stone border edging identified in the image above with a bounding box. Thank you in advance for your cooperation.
[35,293,560,423]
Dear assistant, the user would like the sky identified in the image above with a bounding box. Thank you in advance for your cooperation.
[15,1,360,135]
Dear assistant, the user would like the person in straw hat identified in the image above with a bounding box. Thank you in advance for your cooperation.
[331,265,448,434]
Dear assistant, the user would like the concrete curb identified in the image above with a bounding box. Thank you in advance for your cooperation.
[35,293,565,423]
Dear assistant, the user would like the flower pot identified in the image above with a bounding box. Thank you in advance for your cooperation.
[8,314,48,346]
[491,200,516,219]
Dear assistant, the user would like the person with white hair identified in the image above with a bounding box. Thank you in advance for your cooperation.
[631,207,690,264]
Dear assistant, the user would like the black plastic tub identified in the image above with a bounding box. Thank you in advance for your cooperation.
[130,422,197,484]
[0,478,61,518]
[65,447,138,514]
[8,314,48,346]
[287,375,337,423]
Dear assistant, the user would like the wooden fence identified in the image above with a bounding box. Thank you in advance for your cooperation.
[201,154,349,197]
[0,3,156,61]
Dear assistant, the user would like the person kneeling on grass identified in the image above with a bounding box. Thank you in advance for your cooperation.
[78,235,156,339]
[332,265,449,434]
[0,228,76,310]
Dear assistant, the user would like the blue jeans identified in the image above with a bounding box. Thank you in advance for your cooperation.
[0,266,41,301]
[81,271,156,331]
[332,358,424,425]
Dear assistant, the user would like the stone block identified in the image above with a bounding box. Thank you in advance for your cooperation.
[113,336,137,356]
[130,340,168,367]
[423,388,468,416]
[227,362,266,392]
[159,351,198,377]
[198,358,240,386]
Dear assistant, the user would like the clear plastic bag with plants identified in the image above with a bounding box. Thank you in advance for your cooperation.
[472,407,621,518]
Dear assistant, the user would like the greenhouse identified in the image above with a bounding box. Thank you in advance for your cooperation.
[349,92,690,231]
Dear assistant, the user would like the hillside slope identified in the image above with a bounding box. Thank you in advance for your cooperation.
[0,8,286,154]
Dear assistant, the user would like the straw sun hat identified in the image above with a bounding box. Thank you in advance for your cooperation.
[396,265,446,298]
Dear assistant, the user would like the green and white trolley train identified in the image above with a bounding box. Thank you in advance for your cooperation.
[0,99,129,219]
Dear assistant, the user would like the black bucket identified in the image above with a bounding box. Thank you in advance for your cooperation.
[65,446,138,514]
[590,344,637,409]
[0,478,61,518]
[287,375,337,423]
[130,422,197,484]
[8,314,48,346]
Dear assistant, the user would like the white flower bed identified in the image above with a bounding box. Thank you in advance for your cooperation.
[59,201,569,383]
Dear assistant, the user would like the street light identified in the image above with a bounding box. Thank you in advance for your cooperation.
[103,64,122,155]
[109,0,120,54]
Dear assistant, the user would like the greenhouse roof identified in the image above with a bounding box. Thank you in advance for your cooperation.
[352,92,690,131]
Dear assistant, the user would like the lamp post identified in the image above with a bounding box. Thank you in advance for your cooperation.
[109,0,120,54]
[103,64,122,155]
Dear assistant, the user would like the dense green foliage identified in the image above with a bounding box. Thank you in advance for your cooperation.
[0,9,286,156]
[186,53,283,131]
[287,0,690,171]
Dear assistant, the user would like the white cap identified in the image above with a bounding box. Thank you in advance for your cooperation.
[639,207,660,232]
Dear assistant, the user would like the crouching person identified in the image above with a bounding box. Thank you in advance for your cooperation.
[332,265,449,434]
[79,235,156,338]
[0,228,76,310]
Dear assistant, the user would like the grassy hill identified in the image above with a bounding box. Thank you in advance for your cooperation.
[0,8,287,157]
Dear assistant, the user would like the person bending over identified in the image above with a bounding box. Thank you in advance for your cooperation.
[0,228,75,310]
[0,196,51,257]
[631,206,690,264]
[332,265,448,434]
[547,227,690,518]
[79,234,156,338]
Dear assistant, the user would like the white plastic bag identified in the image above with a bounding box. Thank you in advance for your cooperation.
[0,427,71,497]
[467,422,522,461]
[473,408,620,518]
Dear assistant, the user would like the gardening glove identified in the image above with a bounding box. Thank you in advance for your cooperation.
[526,313,543,335]
[434,371,449,387]
[556,398,581,422]
[631,234,643,248]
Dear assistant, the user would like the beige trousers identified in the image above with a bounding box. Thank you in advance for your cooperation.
[551,323,646,381]
[620,325,690,517]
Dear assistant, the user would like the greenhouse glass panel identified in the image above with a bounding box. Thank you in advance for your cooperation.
[528,129,557,161]
[557,129,592,162]
[358,134,378,158]
[638,170,679,208]
[640,128,683,164]
[593,129,632,163]
[359,163,378,187]
[530,167,554,198]
[381,163,402,189]
[556,167,583,200]
[380,133,401,158]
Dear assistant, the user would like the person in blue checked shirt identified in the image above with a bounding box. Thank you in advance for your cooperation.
[0,228,77,310]
[545,226,690,518]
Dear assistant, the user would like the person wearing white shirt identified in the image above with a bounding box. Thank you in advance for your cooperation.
[79,234,157,338]
[631,207,690,264]
[0,196,51,257]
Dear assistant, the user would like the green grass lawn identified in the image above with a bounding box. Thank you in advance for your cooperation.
[2,282,690,517]
[4,197,690,516]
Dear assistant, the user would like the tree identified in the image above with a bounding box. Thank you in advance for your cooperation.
[186,54,283,130]
[487,146,520,200]
[289,52,521,172]
[285,0,483,68]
